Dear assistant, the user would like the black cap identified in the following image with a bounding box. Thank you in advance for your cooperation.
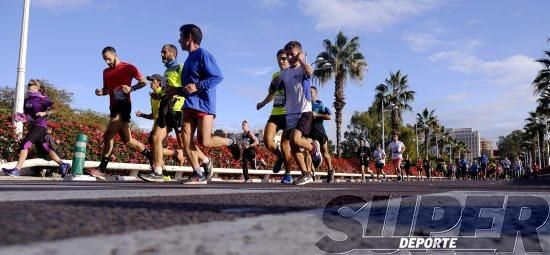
[146,74,162,81]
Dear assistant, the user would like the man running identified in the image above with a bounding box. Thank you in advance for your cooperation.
[372,144,387,181]
[277,41,321,185]
[177,24,240,185]
[88,46,151,180]
[356,138,374,182]
[256,49,293,184]
[310,86,334,183]
[136,73,185,182]
[240,120,259,183]
[403,154,412,180]
[388,131,406,181]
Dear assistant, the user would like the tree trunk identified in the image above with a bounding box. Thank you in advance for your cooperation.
[333,74,346,157]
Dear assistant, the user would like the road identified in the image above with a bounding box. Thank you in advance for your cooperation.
[0,179,549,254]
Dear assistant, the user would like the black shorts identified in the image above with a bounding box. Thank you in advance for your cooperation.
[20,125,49,152]
[155,99,183,133]
[267,114,286,132]
[110,101,132,123]
[309,125,328,145]
[360,158,370,166]
[284,112,313,139]
[375,162,385,169]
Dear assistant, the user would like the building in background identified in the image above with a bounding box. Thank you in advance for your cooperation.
[448,128,481,160]
[480,138,494,157]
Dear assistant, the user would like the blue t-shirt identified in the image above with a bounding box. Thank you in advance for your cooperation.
[312,99,331,131]
[181,48,223,116]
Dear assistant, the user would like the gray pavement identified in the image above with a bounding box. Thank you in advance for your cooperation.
[0,179,548,254]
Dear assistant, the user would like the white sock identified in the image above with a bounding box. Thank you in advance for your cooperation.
[154,167,163,175]
[194,167,205,176]
[202,157,210,164]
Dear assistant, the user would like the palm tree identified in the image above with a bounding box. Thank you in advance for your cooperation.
[524,111,546,166]
[416,108,439,158]
[313,31,368,157]
[455,141,469,157]
[532,49,550,96]
[375,70,416,131]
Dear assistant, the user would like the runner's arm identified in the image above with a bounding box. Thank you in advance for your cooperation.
[297,52,313,76]
[248,132,259,148]
[257,77,279,110]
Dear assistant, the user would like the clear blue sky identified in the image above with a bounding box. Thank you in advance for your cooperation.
[1,0,549,145]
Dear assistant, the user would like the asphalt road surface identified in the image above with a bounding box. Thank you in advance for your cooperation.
[0,178,549,255]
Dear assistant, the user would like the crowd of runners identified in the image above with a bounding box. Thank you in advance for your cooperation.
[1,24,542,185]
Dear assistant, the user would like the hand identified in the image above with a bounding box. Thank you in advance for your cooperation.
[121,85,132,94]
[135,111,142,117]
[298,52,306,63]
[256,102,265,110]
[95,88,103,96]
[36,112,47,117]
[184,83,197,94]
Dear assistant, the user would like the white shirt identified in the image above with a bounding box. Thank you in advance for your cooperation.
[389,141,405,160]
[279,66,312,115]
[373,149,386,163]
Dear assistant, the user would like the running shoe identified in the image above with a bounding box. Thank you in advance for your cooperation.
[201,158,214,179]
[311,140,322,168]
[294,173,313,185]
[243,179,253,183]
[2,168,20,178]
[182,174,208,185]
[139,172,164,183]
[281,173,293,184]
[59,163,70,178]
[273,157,284,173]
[327,170,334,184]
[85,168,106,181]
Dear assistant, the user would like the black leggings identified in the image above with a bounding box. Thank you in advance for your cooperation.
[242,149,256,180]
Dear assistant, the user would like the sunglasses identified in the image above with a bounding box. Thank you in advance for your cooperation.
[27,80,39,87]
[277,57,288,61]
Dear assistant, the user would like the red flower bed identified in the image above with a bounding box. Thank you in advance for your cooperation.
[0,112,443,176]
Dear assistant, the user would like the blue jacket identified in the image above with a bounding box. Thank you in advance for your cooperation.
[181,48,223,116]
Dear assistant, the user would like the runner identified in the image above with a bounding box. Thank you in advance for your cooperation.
[356,138,373,182]
[459,156,468,180]
[135,72,186,182]
[2,79,70,178]
[479,153,489,180]
[256,49,293,184]
[310,86,334,183]
[403,154,412,181]
[138,44,210,183]
[501,157,511,180]
[87,46,151,180]
[423,156,432,181]
[177,24,240,185]
[276,41,321,185]
[372,144,387,181]
[388,131,406,181]
[240,120,259,183]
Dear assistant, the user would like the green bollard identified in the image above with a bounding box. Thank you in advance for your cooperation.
[71,133,88,175]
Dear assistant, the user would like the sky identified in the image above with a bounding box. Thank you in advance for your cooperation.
[0,0,549,146]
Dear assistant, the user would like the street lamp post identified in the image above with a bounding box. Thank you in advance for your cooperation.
[13,0,31,138]
[415,123,419,162]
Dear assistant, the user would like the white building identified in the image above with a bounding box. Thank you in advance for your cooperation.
[448,128,481,160]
